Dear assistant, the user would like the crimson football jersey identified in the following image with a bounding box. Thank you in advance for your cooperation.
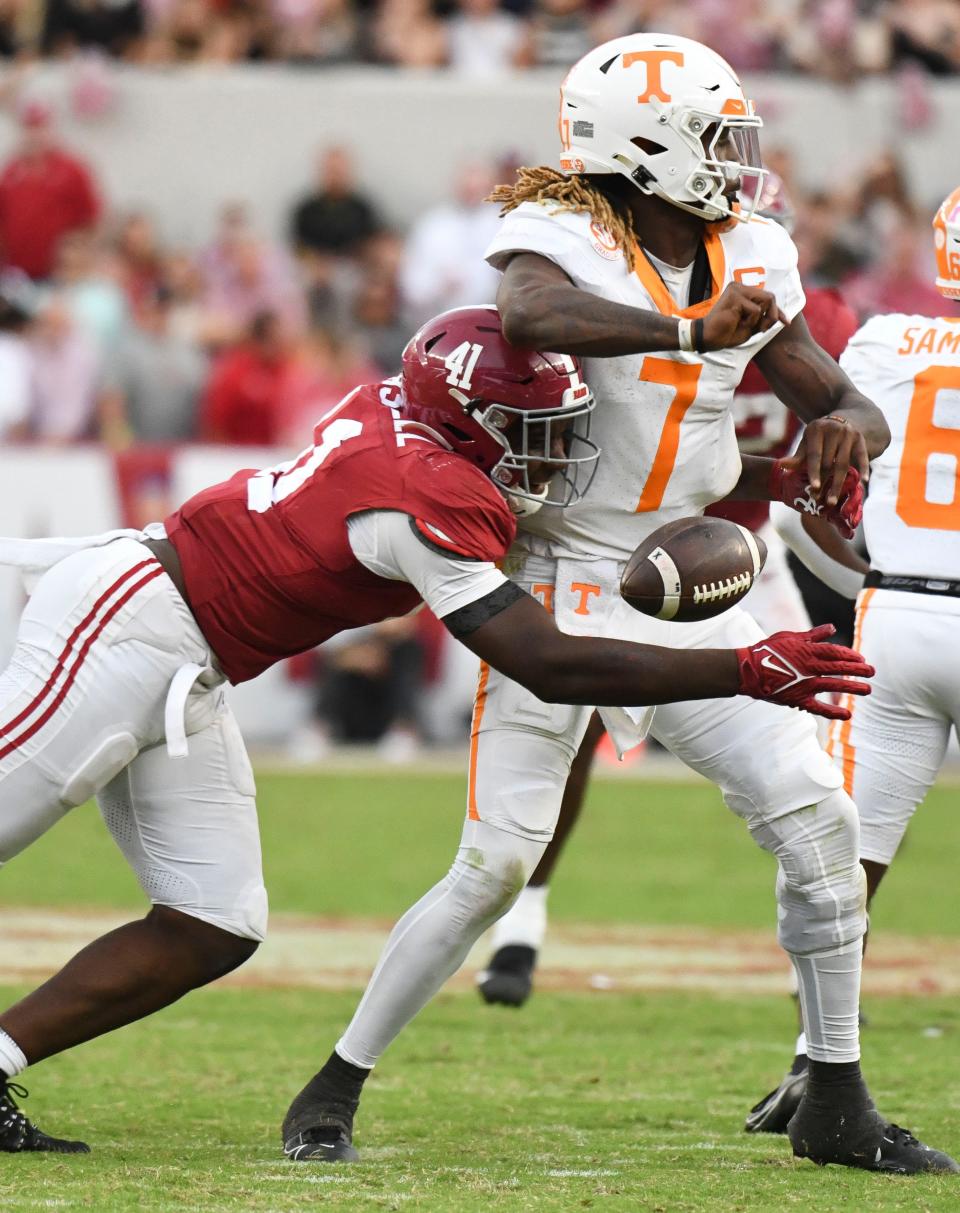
[165,379,516,683]
[707,287,859,531]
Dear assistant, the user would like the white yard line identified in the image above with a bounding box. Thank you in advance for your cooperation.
[249,745,960,787]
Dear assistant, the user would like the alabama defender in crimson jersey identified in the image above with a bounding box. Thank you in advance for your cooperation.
[163,379,517,685]
[0,305,867,1154]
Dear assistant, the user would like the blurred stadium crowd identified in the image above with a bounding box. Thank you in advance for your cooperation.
[0,108,953,450]
[0,0,958,78]
[0,32,956,758]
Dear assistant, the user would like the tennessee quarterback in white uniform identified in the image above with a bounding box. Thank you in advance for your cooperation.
[286,35,957,1174]
[477,176,862,1010]
[747,186,960,1134]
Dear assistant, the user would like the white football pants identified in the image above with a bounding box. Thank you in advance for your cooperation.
[338,556,865,1067]
[828,587,960,866]
[0,538,267,941]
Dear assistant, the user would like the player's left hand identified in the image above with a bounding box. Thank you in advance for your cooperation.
[736,624,875,720]
[794,414,870,504]
[769,458,864,539]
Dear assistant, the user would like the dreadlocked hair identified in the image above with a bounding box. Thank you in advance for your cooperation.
[488,166,640,271]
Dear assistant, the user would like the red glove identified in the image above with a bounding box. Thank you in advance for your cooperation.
[769,461,864,540]
[736,624,874,720]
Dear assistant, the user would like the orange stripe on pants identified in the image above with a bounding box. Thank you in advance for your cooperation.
[467,661,491,821]
[835,587,875,796]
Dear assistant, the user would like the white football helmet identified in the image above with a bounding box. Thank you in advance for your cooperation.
[933,185,960,299]
[558,34,766,223]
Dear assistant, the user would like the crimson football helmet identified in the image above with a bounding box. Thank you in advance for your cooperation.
[400,306,599,513]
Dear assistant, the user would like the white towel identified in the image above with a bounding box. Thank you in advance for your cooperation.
[0,522,167,592]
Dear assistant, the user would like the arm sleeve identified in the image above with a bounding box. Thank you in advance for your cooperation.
[347,509,509,619]
[770,500,866,600]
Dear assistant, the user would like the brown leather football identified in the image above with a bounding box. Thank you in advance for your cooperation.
[620,517,768,622]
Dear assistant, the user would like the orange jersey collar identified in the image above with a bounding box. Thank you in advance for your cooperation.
[633,229,726,318]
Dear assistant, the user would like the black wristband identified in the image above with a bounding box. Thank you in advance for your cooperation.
[692,317,706,353]
[443,581,526,639]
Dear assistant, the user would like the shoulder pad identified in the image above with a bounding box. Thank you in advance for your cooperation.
[741,216,798,270]
[405,448,516,563]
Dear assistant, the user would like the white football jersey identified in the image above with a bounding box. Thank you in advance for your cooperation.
[485,202,805,562]
[840,314,960,580]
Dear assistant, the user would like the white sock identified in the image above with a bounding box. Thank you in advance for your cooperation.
[791,941,861,1063]
[490,883,549,952]
[794,1031,807,1058]
[0,1028,27,1078]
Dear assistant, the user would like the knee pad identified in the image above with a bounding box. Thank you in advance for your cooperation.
[200,879,268,943]
[752,789,867,956]
[446,820,547,932]
[233,881,268,942]
[150,879,268,944]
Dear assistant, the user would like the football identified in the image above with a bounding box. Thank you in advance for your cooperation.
[620,516,767,622]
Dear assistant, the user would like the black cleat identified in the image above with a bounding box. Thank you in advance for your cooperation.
[745,1068,808,1134]
[476,945,536,1007]
[788,1090,960,1174]
[282,1073,360,1163]
[283,1126,359,1163]
[0,1080,89,1154]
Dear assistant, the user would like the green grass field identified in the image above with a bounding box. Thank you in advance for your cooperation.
[1,769,959,1211]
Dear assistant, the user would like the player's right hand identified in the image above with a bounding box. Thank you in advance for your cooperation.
[701,283,787,350]
[769,458,864,539]
[735,624,874,720]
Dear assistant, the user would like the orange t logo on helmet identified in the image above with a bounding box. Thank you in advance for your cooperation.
[621,49,684,103]
[556,36,767,224]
